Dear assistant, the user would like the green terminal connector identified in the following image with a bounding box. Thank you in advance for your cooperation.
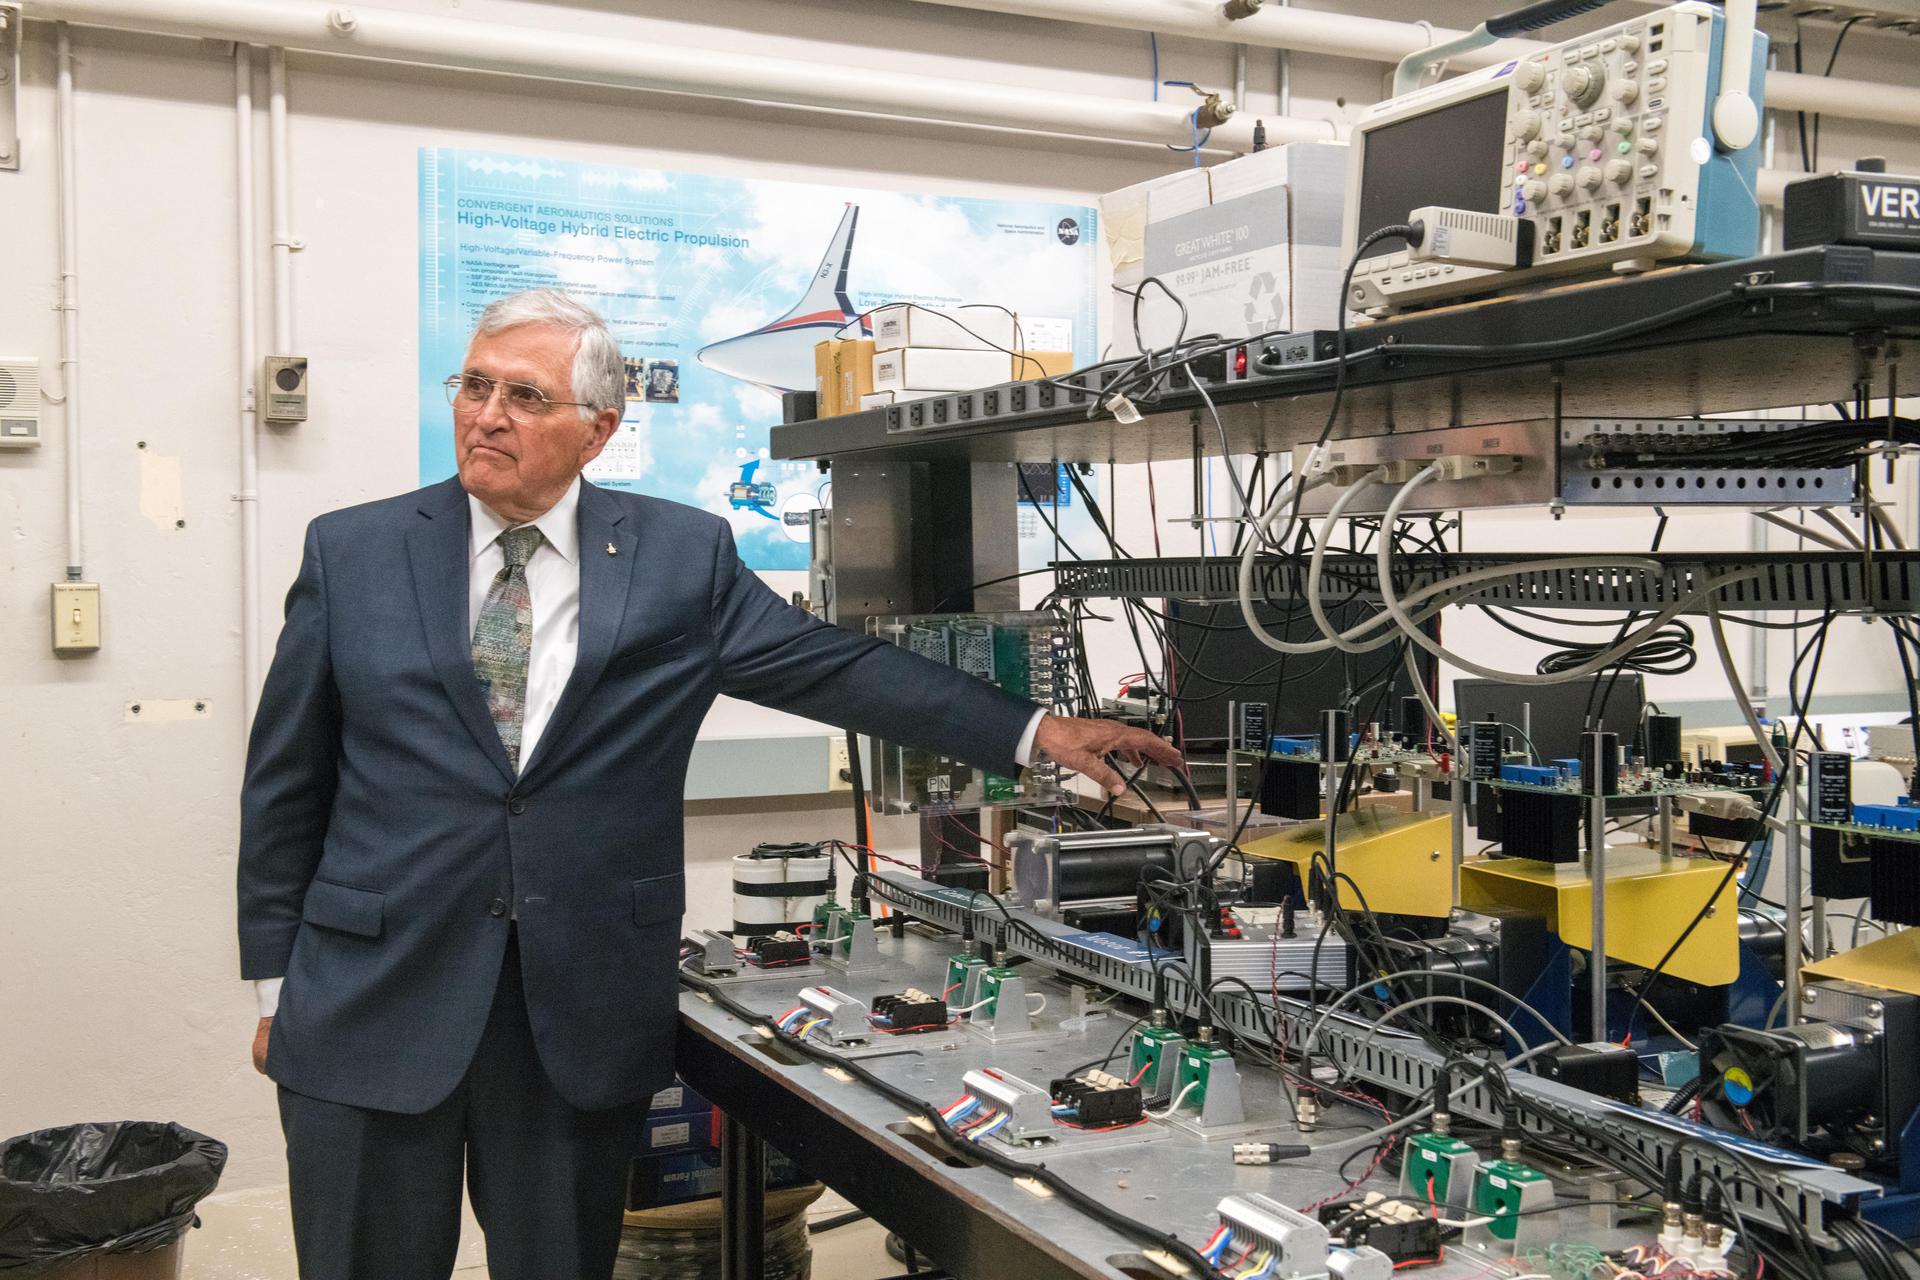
[1402,1131,1478,1206]
[1129,1025,1185,1092]
[1173,1044,1232,1110]
[976,965,1019,1018]
[812,900,842,933]
[946,952,989,1003]
[983,772,1019,802]
[833,910,869,957]
[1470,1137,1554,1243]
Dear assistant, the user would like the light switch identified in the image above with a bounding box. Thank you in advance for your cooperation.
[51,582,100,654]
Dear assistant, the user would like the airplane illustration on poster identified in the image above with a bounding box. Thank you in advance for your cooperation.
[696,205,866,395]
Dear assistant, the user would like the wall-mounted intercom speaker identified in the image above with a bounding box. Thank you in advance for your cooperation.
[0,357,41,448]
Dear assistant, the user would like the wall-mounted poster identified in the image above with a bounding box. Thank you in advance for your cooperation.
[420,148,1101,571]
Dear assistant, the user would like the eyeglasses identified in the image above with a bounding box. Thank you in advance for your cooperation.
[444,373,594,424]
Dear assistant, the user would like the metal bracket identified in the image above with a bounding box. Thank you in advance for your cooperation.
[0,4,20,172]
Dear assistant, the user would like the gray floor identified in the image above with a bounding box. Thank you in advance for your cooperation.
[185,1183,898,1279]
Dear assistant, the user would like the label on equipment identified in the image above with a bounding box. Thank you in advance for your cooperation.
[649,1122,691,1149]
[1238,702,1269,751]
[1469,722,1501,781]
[1810,752,1852,824]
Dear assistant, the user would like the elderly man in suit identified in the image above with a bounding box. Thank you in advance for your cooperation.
[238,288,1181,1280]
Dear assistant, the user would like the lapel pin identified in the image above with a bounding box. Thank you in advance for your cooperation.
[606,542,618,556]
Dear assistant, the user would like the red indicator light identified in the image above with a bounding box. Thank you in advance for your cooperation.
[1234,348,1248,377]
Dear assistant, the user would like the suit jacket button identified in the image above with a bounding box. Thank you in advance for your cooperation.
[508,798,528,815]
[489,898,508,918]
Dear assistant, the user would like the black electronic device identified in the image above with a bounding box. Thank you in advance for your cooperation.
[1784,167,1920,252]
[1643,713,1683,768]
[1536,1041,1640,1103]
[1236,701,1269,752]
[1809,751,1852,823]
[1455,676,1645,766]
[1258,758,1322,820]
[1700,982,1917,1176]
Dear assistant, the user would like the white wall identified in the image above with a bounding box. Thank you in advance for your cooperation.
[3,0,1918,1196]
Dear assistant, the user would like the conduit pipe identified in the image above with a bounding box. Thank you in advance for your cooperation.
[236,44,261,725]
[54,23,82,580]
[26,0,1342,152]
[268,47,293,356]
[901,0,1920,130]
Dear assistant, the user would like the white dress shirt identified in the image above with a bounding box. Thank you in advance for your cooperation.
[253,478,1043,1018]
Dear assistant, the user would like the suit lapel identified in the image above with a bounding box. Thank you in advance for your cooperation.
[406,478,516,785]
[518,481,637,785]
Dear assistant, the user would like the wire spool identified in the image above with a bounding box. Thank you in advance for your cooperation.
[732,844,832,945]
[614,1191,817,1280]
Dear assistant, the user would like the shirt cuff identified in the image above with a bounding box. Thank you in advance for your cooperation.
[254,977,284,1018]
[1013,709,1048,769]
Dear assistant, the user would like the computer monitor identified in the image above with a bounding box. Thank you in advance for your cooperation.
[1165,600,1435,750]
[1452,675,1647,764]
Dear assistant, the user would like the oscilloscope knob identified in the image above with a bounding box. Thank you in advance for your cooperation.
[1513,110,1543,141]
[1577,164,1603,191]
[1549,173,1575,197]
[1612,80,1640,105]
[1522,179,1547,201]
[1605,158,1634,185]
[1561,64,1604,108]
[1517,62,1548,94]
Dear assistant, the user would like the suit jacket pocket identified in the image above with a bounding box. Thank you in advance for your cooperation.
[606,633,692,677]
[633,873,686,927]
[302,878,385,938]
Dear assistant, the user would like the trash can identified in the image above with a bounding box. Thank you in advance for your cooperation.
[0,1122,226,1278]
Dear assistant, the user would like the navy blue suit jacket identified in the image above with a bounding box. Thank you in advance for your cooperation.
[237,476,1038,1113]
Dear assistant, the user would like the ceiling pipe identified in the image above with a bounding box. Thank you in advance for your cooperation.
[23,0,1344,153]
[900,0,1920,129]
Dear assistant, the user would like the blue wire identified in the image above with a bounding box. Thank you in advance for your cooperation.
[1150,43,1211,163]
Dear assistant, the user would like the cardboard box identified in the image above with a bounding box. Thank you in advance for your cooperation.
[1015,350,1076,380]
[871,304,1018,353]
[1100,142,1348,356]
[812,338,875,417]
[871,346,1012,394]
[626,1148,805,1209]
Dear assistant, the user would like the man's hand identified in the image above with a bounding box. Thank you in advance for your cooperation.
[1033,714,1186,797]
[252,1017,272,1075]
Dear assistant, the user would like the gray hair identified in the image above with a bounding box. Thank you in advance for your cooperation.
[473,289,625,420]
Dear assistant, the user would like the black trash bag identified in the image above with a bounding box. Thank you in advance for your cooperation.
[0,1122,226,1273]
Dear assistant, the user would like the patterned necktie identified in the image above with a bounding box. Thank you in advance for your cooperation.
[472,525,543,771]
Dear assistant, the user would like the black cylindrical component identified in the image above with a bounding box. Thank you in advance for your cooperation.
[1053,844,1176,901]
[1581,731,1620,796]
[1644,713,1684,768]
[1399,695,1427,743]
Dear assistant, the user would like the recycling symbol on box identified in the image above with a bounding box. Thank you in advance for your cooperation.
[1244,272,1284,330]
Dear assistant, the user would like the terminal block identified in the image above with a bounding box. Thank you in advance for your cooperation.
[1215,1194,1330,1278]
[870,989,948,1034]
[1318,1194,1446,1266]
[1049,1070,1144,1127]
[797,984,869,1045]
[681,929,737,975]
[746,931,809,968]
[960,1068,1055,1143]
